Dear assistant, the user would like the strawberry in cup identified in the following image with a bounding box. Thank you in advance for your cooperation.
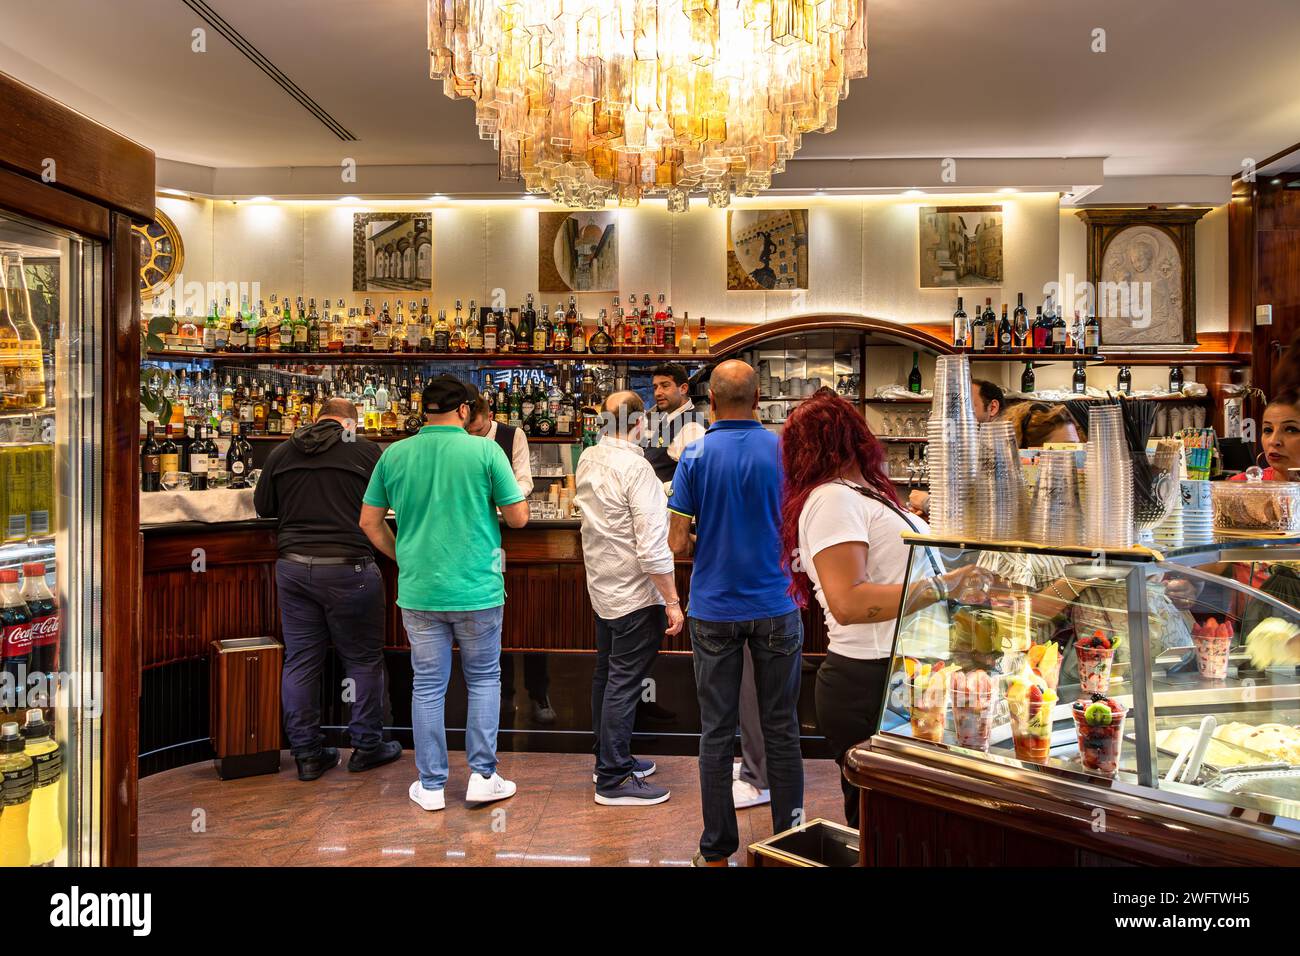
[1075,630,1121,696]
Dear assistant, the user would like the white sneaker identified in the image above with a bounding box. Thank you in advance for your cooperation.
[732,761,743,781]
[732,778,770,809]
[466,771,516,804]
[409,779,445,812]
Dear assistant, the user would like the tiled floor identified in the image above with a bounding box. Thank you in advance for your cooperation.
[138,751,847,866]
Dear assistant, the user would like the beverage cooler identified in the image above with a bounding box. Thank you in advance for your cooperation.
[0,72,154,865]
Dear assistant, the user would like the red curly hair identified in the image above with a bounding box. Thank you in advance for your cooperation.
[780,387,898,608]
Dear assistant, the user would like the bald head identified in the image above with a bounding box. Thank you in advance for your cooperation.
[708,360,759,420]
[318,397,358,423]
[602,390,645,438]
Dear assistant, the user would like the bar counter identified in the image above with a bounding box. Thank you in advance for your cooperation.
[139,516,832,775]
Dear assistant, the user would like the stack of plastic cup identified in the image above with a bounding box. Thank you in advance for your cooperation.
[1179,478,1215,543]
[972,420,1027,541]
[1083,405,1134,548]
[927,355,979,537]
[1028,449,1081,546]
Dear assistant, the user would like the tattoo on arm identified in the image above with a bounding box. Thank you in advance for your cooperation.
[862,605,883,621]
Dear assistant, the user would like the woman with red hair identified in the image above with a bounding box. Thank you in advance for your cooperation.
[781,388,974,825]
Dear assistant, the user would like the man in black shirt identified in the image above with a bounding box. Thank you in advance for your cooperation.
[254,397,401,780]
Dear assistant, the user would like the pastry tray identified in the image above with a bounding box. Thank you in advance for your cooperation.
[1205,765,1300,802]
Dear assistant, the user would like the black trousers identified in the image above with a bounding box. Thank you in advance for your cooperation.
[814,651,890,829]
[591,604,665,789]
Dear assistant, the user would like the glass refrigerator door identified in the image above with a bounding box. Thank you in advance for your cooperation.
[0,210,102,866]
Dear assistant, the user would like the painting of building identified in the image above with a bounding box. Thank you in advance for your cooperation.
[352,213,433,291]
[539,211,618,293]
[919,206,1003,288]
[727,209,809,290]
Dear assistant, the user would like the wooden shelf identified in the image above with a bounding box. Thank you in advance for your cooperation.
[880,436,927,443]
[864,397,933,404]
[241,432,579,445]
[965,351,1105,364]
[1098,352,1250,367]
[146,349,713,365]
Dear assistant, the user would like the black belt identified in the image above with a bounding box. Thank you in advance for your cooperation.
[281,553,373,566]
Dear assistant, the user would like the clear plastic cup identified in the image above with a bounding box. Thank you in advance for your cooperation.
[906,672,951,743]
[1072,701,1126,776]
[1193,631,1232,680]
[1076,643,1116,695]
[1008,691,1057,764]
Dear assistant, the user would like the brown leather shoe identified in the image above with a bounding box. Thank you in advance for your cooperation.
[691,852,728,867]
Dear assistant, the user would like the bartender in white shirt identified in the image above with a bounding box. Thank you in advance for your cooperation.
[467,386,533,498]
[646,363,708,491]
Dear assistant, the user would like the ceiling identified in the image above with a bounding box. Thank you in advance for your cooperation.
[1,0,1297,191]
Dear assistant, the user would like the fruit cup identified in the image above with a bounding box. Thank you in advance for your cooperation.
[1192,619,1234,680]
[1026,641,1062,692]
[1075,636,1119,696]
[1073,697,1127,777]
[951,669,996,752]
[1008,689,1058,764]
[905,663,952,743]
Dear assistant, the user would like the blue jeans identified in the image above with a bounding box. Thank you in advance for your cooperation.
[592,604,665,789]
[401,606,503,791]
[690,610,805,861]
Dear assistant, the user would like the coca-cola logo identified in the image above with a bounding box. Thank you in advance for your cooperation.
[29,614,59,646]
[2,622,33,655]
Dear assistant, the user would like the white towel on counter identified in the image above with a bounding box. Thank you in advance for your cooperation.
[140,488,258,525]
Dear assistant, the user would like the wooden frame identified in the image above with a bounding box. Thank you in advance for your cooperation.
[1075,207,1208,348]
[0,69,154,866]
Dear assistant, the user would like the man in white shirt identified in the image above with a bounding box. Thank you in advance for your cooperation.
[468,390,556,724]
[646,363,708,488]
[576,390,684,806]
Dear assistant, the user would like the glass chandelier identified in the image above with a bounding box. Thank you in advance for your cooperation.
[428,1,867,209]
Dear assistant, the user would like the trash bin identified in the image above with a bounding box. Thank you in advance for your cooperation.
[210,637,283,780]
[747,817,860,867]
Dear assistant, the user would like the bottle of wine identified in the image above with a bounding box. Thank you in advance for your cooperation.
[1051,308,1067,354]
[982,298,996,351]
[951,296,968,351]
[1117,365,1132,395]
[1084,310,1101,354]
[1072,360,1087,395]
[226,421,253,488]
[1169,365,1184,393]
[1021,362,1035,394]
[907,352,922,394]
[997,304,1013,354]
[141,422,162,492]
[518,295,535,353]
[189,425,210,491]
[1031,306,1047,353]
[1012,292,1029,350]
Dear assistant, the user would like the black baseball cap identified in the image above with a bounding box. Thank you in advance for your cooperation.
[421,374,471,414]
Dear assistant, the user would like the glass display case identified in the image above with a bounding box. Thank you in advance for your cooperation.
[881,532,1300,842]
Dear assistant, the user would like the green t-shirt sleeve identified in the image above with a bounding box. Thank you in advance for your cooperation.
[361,452,390,508]
[488,443,525,507]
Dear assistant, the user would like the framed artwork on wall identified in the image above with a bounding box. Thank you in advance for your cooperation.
[352,212,432,291]
[1075,208,1208,347]
[919,205,1003,288]
[726,209,808,290]
[539,210,618,293]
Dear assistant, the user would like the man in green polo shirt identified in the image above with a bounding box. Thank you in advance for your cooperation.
[360,375,529,812]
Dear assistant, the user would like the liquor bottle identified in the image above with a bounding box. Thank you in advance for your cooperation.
[254,300,271,352]
[213,298,232,352]
[533,305,551,353]
[179,307,201,352]
[226,422,253,488]
[450,301,467,353]
[552,304,570,353]
[951,296,968,351]
[997,304,1013,354]
[371,301,389,353]
[518,295,536,353]
[374,377,390,414]
[157,424,179,480]
[1021,362,1035,394]
[981,299,996,351]
[553,371,573,438]
[1083,310,1101,354]
[357,299,374,352]
[467,304,485,353]
[654,293,668,352]
[272,298,289,352]
[0,720,33,866]
[141,422,162,492]
[590,309,612,355]
[202,299,219,352]
[695,314,710,354]
[414,298,430,352]
[483,310,498,353]
[1169,365,1184,393]
[1117,365,1132,395]
[495,378,509,425]
[641,294,654,350]
[907,352,923,394]
[20,709,61,866]
[1030,306,1046,353]
[611,297,626,351]
[678,311,693,353]
[664,305,677,352]
[266,394,282,435]
[188,425,210,490]
[508,376,523,428]
[433,309,450,351]
[228,297,248,352]
[499,309,516,353]
[1051,308,1067,355]
[566,296,579,340]
[1012,292,1029,350]
[625,295,643,352]
[571,313,587,353]
[1072,360,1087,396]
[520,376,537,432]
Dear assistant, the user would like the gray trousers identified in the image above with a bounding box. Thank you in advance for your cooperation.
[738,644,769,790]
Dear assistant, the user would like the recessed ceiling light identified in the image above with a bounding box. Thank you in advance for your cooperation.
[338,196,361,203]
[249,196,273,202]
[903,188,926,197]
[428,194,444,201]
[999,187,1019,194]
[158,188,189,197]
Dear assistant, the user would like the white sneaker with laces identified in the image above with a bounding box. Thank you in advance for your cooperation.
[466,771,517,804]
[732,778,770,809]
[409,779,445,811]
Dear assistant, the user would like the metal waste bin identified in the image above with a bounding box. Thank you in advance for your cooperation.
[210,637,284,780]
[747,817,860,867]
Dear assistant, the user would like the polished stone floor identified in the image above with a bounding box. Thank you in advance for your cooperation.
[138,751,847,866]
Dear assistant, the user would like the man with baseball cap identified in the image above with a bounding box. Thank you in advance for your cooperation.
[360,374,529,811]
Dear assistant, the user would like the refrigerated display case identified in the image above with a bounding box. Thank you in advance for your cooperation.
[0,71,153,866]
[846,532,1300,866]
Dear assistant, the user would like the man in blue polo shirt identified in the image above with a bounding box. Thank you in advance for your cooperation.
[668,359,803,867]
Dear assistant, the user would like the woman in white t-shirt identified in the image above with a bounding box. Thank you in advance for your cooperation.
[780,388,980,826]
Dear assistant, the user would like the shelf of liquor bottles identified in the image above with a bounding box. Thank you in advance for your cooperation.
[145,349,713,365]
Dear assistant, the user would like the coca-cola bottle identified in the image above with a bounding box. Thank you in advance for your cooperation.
[0,569,32,688]
[21,564,57,678]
